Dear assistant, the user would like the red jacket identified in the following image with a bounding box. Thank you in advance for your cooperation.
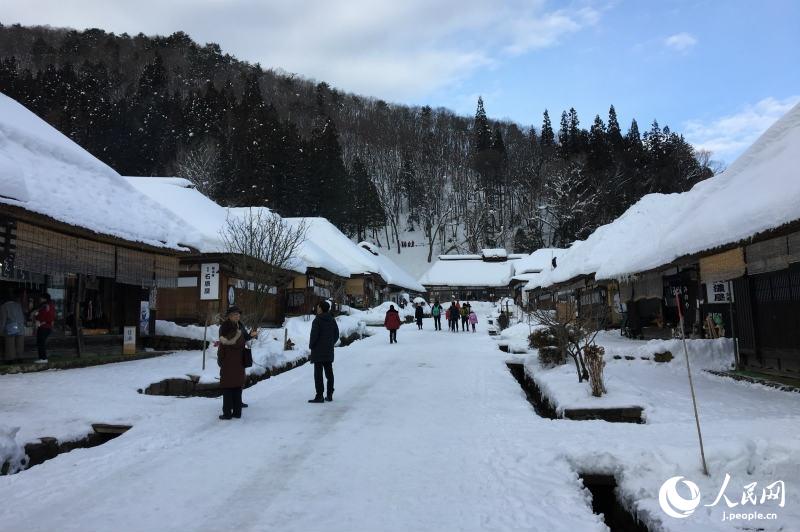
[37,302,56,329]
[384,309,402,330]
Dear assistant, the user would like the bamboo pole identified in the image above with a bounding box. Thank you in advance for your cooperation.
[676,293,709,476]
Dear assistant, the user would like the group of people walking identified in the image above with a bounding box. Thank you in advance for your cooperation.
[444,300,477,333]
[383,299,478,343]
[216,300,338,420]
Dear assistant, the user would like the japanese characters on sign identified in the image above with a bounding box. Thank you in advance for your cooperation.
[706,281,734,303]
[200,263,220,301]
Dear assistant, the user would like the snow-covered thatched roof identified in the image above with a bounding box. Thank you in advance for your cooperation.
[0,93,193,250]
[529,102,800,290]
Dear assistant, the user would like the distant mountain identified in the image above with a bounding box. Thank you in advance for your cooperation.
[0,23,713,263]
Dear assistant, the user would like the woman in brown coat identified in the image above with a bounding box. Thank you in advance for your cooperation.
[217,307,247,420]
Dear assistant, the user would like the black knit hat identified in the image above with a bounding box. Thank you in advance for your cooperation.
[226,305,242,316]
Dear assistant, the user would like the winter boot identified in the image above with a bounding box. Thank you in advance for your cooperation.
[308,396,325,403]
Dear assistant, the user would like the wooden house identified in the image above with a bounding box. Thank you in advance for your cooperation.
[0,94,190,359]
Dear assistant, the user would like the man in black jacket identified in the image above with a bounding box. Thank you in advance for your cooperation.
[308,300,339,403]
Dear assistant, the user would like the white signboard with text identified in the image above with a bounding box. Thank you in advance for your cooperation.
[200,263,220,300]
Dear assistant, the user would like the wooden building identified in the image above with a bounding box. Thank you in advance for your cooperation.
[0,94,190,359]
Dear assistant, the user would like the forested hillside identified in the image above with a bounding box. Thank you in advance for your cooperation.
[0,23,714,260]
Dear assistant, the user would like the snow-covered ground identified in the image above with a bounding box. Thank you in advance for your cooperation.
[1,312,798,531]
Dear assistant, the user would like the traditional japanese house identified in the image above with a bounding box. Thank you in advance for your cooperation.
[125,177,296,325]
[419,249,524,302]
[357,242,425,304]
[283,218,353,315]
[528,102,800,376]
[0,94,191,359]
[509,248,563,309]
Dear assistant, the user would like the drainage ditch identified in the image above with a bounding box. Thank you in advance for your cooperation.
[2,424,131,476]
[579,473,651,532]
[506,362,644,423]
[506,362,558,418]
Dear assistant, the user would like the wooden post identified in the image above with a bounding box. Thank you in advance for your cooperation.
[727,280,741,371]
[75,273,84,358]
[676,293,709,476]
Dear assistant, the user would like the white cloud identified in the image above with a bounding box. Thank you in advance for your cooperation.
[664,32,697,52]
[685,96,800,163]
[1,0,601,101]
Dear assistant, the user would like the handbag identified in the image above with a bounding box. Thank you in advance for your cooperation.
[242,347,253,368]
[4,321,21,336]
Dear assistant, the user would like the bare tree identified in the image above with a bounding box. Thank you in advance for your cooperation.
[531,297,606,389]
[173,139,221,197]
[220,209,307,329]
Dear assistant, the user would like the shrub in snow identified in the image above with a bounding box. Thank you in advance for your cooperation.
[654,350,674,363]
[538,346,566,368]
[583,344,607,397]
[529,328,557,349]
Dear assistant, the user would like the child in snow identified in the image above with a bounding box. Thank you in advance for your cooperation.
[468,310,478,332]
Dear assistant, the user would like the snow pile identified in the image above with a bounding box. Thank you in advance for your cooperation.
[527,330,737,416]
[283,314,367,346]
[530,102,800,288]
[497,322,539,353]
[155,320,220,341]
[594,330,735,371]
[0,425,26,474]
[0,93,193,250]
[352,301,424,325]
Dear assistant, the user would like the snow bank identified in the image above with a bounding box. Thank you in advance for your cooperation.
[155,320,220,341]
[0,425,26,474]
[527,330,737,417]
[531,102,800,288]
[351,301,430,325]
[0,93,193,250]
[593,330,735,371]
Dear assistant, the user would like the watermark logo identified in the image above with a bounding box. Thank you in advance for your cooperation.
[658,474,785,522]
[659,476,701,518]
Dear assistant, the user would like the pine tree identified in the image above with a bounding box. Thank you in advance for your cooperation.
[540,109,555,149]
[473,96,492,152]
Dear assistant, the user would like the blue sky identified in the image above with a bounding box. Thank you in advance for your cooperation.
[3,0,799,163]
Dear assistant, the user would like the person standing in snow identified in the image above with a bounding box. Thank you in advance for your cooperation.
[0,289,26,362]
[217,306,248,420]
[448,303,460,332]
[231,307,258,409]
[415,302,424,330]
[468,309,478,333]
[308,300,339,403]
[431,300,443,331]
[460,302,470,332]
[384,304,401,343]
[32,293,56,363]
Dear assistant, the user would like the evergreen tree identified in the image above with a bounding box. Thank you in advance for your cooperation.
[540,109,555,149]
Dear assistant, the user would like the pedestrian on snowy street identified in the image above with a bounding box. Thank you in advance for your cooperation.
[32,293,56,363]
[217,306,248,420]
[0,288,26,363]
[448,303,460,332]
[385,304,401,343]
[468,309,478,332]
[308,300,338,403]
[431,300,443,330]
[415,303,424,330]
[460,302,470,332]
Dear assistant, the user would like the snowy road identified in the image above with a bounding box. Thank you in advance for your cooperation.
[0,322,606,532]
[4,316,799,531]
